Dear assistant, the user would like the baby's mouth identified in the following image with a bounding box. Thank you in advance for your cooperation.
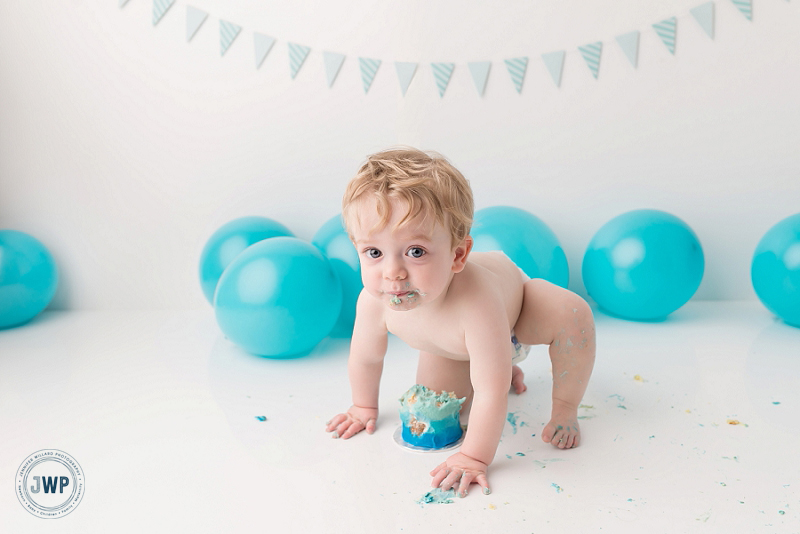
[386,289,425,306]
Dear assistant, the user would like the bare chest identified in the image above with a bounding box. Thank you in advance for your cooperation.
[386,311,469,360]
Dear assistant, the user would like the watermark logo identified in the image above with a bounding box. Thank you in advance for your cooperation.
[16,450,84,519]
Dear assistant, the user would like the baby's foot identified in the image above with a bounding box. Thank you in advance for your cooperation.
[542,403,580,449]
[511,365,527,394]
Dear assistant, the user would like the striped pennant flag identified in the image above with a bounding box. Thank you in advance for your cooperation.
[653,17,678,55]
[395,62,418,96]
[359,58,381,93]
[615,31,640,68]
[730,0,753,20]
[691,2,715,39]
[288,43,311,79]
[541,51,565,86]
[153,0,175,25]
[504,57,528,94]
[432,63,455,97]
[323,52,346,88]
[186,7,208,42]
[468,62,491,96]
[578,42,602,79]
[220,20,241,56]
[254,33,276,69]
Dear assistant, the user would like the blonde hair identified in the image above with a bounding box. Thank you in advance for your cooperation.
[342,147,474,248]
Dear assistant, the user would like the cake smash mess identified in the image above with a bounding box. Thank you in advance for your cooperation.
[325,147,596,498]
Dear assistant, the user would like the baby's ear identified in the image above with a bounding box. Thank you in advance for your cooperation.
[451,235,473,273]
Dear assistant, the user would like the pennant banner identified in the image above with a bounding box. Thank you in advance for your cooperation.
[504,57,528,93]
[186,6,207,42]
[359,58,381,93]
[541,51,565,86]
[139,1,776,97]
[691,2,715,39]
[468,61,491,96]
[432,63,455,97]
[615,31,639,68]
[324,52,346,88]
[220,20,241,56]
[578,42,602,79]
[395,62,418,96]
[653,17,678,55]
[254,33,276,69]
[288,42,311,79]
[153,0,175,26]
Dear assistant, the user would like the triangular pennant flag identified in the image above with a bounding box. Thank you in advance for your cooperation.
[615,32,640,68]
[153,0,175,26]
[578,42,602,79]
[254,33,276,69]
[395,62,418,96]
[186,7,208,42]
[288,42,311,79]
[431,63,455,97]
[691,3,715,39]
[120,0,131,7]
[359,58,381,93]
[467,62,491,96]
[323,52,346,88]
[504,57,528,94]
[730,0,753,20]
[220,20,241,56]
[541,51,565,86]
[653,17,678,55]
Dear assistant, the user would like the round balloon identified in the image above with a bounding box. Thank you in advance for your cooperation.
[199,216,293,304]
[214,237,342,357]
[471,206,569,287]
[582,210,704,321]
[312,214,362,337]
[0,230,59,329]
[751,213,800,327]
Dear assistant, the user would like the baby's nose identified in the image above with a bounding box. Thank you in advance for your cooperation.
[384,260,407,280]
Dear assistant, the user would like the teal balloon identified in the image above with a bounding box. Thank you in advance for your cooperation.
[582,210,704,321]
[471,206,569,287]
[312,215,362,337]
[0,230,59,329]
[214,237,342,357]
[752,213,800,327]
[199,217,293,304]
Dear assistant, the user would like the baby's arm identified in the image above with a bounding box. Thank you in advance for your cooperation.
[326,290,388,439]
[430,296,511,496]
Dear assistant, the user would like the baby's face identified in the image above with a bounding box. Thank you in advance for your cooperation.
[351,199,458,311]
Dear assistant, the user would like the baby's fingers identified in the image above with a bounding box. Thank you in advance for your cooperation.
[365,418,377,434]
[475,474,491,495]
[325,414,347,432]
[338,420,365,440]
[439,469,464,491]
[456,471,477,498]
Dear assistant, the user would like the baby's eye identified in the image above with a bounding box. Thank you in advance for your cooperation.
[407,247,426,259]
[365,248,382,259]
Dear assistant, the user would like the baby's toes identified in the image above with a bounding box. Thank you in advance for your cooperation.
[541,423,557,444]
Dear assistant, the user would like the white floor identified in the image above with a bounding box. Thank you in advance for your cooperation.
[1,302,798,533]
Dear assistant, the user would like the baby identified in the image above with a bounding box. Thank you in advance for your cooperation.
[325,148,596,497]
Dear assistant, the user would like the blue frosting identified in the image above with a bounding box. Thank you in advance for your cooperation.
[398,384,465,449]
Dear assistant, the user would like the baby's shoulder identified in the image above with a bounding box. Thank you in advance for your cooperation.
[453,251,523,302]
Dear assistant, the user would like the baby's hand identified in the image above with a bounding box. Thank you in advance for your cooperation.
[325,405,378,439]
[430,452,490,498]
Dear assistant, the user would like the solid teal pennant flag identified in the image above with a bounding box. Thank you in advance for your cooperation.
[691,2,715,39]
[653,17,678,55]
[578,42,602,79]
[288,43,311,79]
[220,20,241,56]
[541,51,565,86]
[467,61,491,96]
[323,52,346,88]
[359,58,381,93]
[504,57,528,93]
[395,62,418,96]
[186,6,208,42]
[615,31,640,68]
[432,63,455,97]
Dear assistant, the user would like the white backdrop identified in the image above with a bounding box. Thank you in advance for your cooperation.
[1,0,798,310]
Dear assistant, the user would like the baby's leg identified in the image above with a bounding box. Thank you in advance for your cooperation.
[416,351,473,419]
[513,279,596,449]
